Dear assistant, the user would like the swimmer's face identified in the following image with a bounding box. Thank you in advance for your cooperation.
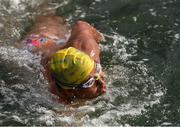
[61,73,107,99]
[77,75,106,98]
[91,77,107,97]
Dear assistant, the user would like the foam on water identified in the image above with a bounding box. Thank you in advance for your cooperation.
[0,0,167,126]
[0,30,165,126]
[0,46,41,69]
[0,46,63,125]
[101,32,164,110]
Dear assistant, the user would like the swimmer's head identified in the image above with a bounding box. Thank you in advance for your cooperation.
[50,47,106,99]
[50,47,94,88]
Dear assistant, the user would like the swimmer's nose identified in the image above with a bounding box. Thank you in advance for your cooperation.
[96,79,106,94]
[101,84,106,93]
[97,83,106,94]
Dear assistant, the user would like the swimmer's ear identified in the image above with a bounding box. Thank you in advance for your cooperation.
[100,71,105,80]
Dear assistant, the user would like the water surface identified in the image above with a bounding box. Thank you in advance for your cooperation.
[0,0,180,126]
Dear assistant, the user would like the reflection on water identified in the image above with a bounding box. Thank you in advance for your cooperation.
[0,0,180,126]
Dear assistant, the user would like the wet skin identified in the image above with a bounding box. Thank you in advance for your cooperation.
[44,21,107,103]
[24,16,106,103]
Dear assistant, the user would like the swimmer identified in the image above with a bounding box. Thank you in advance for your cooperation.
[20,4,107,104]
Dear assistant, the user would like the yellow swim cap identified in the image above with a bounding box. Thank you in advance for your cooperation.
[50,47,94,88]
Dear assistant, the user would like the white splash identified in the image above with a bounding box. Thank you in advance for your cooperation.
[0,46,41,70]
[149,9,157,16]
[133,16,137,22]
[174,34,180,40]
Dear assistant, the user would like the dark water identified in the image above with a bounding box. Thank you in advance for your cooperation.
[0,0,180,126]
